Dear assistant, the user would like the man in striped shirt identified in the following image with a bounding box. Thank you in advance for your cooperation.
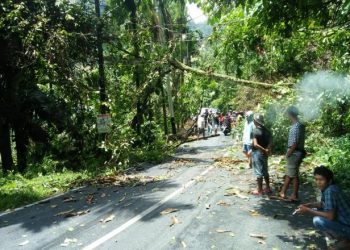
[279,106,305,202]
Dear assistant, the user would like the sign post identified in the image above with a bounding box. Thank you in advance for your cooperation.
[97,114,112,134]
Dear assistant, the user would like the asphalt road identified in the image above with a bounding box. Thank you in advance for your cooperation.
[0,135,326,250]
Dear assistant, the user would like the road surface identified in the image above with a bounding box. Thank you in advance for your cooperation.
[0,135,326,250]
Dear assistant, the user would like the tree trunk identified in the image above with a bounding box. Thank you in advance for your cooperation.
[161,85,168,135]
[94,0,108,114]
[14,124,28,173]
[0,121,13,174]
[168,58,284,88]
[165,75,176,134]
[126,0,142,135]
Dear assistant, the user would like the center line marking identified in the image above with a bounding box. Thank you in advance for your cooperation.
[82,165,214,250]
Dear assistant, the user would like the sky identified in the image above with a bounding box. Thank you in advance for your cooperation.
[186,3,208,24]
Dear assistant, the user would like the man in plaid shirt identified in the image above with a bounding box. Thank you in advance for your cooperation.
[297,166,350,249]
[280,106,305,201]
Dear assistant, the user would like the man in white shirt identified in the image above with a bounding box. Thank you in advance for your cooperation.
[242,111,254,168]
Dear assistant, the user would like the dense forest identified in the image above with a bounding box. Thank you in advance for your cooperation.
[1,0,350,209]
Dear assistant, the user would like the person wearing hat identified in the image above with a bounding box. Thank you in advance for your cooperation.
[242,111,254,168]
[251,113,273,195]
[279,106,306,202]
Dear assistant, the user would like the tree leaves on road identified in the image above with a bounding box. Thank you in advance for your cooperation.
[63,196,77,203]
[86,194,94,204]
[249,210,260,216]
[249,233,267,240]
[60,238,78,247]
[160,208,179,215]
[18,240,29,246]
[55,209,90,218]
[100,214,115,223]
[169,216,180,227]
[215,229,232,233]
[55,209,75,217]
[225,187,250,200]
[216,200,231,206]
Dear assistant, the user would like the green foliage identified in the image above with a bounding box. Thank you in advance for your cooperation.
[318,94,350,137]
[0,171,90,211]
[308,135,350,191]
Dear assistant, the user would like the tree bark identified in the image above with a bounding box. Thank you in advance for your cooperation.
[14,124,28,173]
[0,121,13,174]
[126,0,143,135]
[94,0,108,114]
[168,58,280,88]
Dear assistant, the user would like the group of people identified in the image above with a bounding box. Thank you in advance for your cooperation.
[199,109,242,137]
[242,107,350,249]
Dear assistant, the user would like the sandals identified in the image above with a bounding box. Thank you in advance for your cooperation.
[251,190,263,196]
[263,189,273,195]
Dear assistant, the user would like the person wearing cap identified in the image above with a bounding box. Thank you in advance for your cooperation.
[252,114,273,195]
[279,106,306,202]
[242,111,254,168]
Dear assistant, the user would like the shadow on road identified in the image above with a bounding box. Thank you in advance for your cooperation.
[0,179,194,233]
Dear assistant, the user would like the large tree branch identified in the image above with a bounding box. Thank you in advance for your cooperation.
[169,58,279,88]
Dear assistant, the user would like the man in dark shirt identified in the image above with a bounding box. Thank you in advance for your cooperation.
[297,166,350,249]
[251,114,273,195]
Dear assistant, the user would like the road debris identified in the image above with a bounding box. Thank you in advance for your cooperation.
[249,233,267,240]
[216,200,231,206]
[170,216,180,227]
[100,214,115,223]
[160,208,179,215]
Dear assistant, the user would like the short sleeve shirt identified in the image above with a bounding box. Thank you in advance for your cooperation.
[321,185,350,226]
[243,121,254,145]
[288,121,305,149]
[253,126,272,150]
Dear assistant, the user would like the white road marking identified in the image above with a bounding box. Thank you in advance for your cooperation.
[82,166,214,250]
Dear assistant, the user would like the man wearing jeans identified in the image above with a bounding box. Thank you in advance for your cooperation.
[297,166,350,249]
[280,106,305,201]
[251,114,272,195]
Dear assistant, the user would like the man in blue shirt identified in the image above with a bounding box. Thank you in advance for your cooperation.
[297,166,350,249]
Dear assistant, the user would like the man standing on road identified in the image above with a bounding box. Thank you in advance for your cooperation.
[279,106,306,202]
[242,111,254,168]
[252,114,272,195]
[297,166,350,249]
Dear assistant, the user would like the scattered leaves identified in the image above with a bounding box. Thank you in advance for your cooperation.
[55,209,75,217]
[63,197,77,203]
[160,208,179,215]
[249,233,266,240]
[170,216,180,227]
[60,238,78,247]
[216,200,231,207]
[100,214,115,223]
[18,240,29,246]
[86,195,94,204]
[55,209,90,218]
[249,210,260,216]
[215,229,231,233]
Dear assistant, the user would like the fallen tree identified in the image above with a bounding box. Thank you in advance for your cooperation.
[168,58,292,89]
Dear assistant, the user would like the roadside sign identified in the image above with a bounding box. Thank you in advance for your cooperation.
[97,114,112,134]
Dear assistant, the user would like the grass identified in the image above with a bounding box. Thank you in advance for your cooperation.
[0,171,90,212]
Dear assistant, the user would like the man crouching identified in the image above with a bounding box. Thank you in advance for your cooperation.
[296,166,350,249]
